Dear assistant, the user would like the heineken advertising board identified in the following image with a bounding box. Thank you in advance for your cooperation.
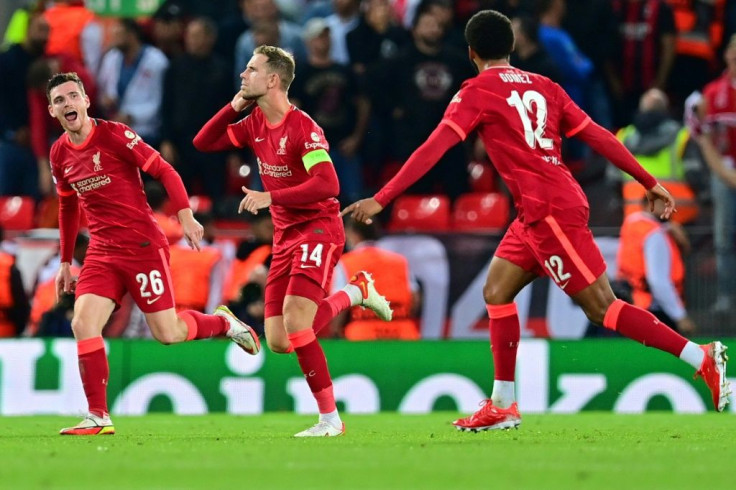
[0,339,733,415]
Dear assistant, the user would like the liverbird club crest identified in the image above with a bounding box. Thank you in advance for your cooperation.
[93,151,102,172]
[277,136,287,155]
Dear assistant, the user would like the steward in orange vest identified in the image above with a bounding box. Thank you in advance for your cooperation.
[0,234,30,337]
[337,220,419,340]
[225,212,274,302]
[617,209,696,334]
[169,242,223,312]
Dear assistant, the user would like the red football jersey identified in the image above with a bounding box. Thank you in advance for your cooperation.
[50,119,167,255]
[442,66,591,224]
[226,105,341,231]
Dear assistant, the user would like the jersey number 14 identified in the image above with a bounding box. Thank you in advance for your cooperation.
[506,90,553,150]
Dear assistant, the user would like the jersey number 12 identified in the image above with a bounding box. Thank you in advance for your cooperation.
[506,90,553,150]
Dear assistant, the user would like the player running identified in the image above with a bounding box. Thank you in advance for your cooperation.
[47,72,261,436]
[193,45,392,437]
[342,10,730,431]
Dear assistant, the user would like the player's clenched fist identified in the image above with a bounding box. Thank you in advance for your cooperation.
[341,197,384,225]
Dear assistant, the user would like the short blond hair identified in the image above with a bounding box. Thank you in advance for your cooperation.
[254,45,295,91]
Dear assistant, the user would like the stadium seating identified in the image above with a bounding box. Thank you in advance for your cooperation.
[0,196,35,230]
[388,195,451,232]
[452,192,510,232]
[467,161,496,193]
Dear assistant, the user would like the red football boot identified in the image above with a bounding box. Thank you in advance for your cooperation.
[695,341,731,412]
[453,400,521,432]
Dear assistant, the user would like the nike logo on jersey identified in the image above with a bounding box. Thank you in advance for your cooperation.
[255,137,265,142]
[146,296,162,305]
[300,264,317,269]
[64,166,73,174]
[559,280,570,290]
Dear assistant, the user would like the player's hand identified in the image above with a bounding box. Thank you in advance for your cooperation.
[55,262,76,302]
[645,183,676,220]
[231,91,254,112]
[676,316,697,337]
[340,198,384,225]
[238,186,272,215]
[178,208,203,251]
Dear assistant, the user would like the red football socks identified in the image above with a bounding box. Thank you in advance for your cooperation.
[487,304,520,382]
[180,310,229,340]
[603,299,688,356]
[312,291,352,334]
[288,329,336,413]
[77,337,108,417]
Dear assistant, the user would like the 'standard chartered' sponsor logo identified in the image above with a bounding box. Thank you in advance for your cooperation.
[125,130,142,149]
[256,157,292,178]
[70,175,111,194]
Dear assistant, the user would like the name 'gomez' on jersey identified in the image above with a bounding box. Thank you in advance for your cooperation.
[442,66,591,224]
[225,105,340,231]
[49,119,168,254]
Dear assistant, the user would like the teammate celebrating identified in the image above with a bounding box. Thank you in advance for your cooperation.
[47,72,260,436]
[194,45,392,437]
[342,10,731,431]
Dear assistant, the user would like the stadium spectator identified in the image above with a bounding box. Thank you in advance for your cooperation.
[617,197,697,335]
[150,0,188,60]
[214,0,252,70]
[161,16,232,202]
[332,218,421,340]
[97,18,169,147]
[510,15,561,83]
[43,0,103,75]
[233,0,305,87]
[290,17,371,204]
[616,88,704,225]
[47,72,260,436]
[0,226,30,337]
[695,35,736,314]
[193,45,393,436]
[346,0,410,78]
[342,10,731,431]
[610,0,677,128]
[0,12,49,200]
[666,0,725,113]
[325,0,361,65]
[375,6,474,199]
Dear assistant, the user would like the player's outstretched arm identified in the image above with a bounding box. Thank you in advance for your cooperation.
[340,198,383,225]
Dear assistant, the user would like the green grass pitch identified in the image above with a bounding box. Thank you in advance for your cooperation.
[1,413,733,489]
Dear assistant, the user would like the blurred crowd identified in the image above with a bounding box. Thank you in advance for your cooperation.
[2,0,736,338]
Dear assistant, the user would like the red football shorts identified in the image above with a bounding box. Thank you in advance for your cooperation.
[264,218,345,318]
[495,207,606,295]
[75,247,175,313]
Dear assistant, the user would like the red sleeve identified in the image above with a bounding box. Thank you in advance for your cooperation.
[145,155,191,212]
[374,123,462,207]
[193,103,246,152]
[58,192,80,263]
[440,81,482,141]
[270,162,339,205]
[576,121,658,189]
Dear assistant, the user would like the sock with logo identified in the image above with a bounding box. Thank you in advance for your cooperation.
[603,299,688,357]
[312,291,353,335]
[179,310,229,340]
[77,337,109,417]
[487,304,520,408]
[288,329,335,414]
